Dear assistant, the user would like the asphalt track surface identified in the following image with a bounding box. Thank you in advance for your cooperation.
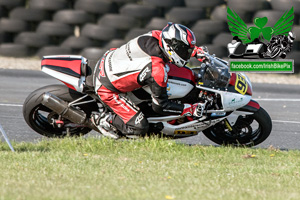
[0,69,300,150]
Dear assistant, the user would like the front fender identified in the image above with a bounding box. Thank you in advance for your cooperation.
[237,99,260,113]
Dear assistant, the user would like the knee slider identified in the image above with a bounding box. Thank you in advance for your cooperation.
[126,117,149,136]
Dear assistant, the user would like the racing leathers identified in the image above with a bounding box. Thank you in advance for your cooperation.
[94,30,202,136]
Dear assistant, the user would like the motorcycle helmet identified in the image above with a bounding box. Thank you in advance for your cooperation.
[160,23,196,67]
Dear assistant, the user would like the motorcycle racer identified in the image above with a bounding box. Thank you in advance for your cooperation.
[92,22,207,139]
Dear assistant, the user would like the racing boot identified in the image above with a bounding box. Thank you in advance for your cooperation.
[91,112,119,139]
[195,101,207,117]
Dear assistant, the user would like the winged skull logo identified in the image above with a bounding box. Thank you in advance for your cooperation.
[227,7,295,59]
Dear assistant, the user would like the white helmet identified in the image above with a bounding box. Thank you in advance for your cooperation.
[160,23,196,67]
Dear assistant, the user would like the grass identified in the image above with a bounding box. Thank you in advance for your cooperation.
[0,137,300,200]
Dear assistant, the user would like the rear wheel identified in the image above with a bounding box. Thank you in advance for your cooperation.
[23,84,99,138]
[202,107,272,146]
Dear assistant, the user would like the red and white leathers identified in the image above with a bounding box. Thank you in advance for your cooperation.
[94,30,201,136]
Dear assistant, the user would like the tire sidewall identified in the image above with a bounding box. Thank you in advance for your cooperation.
[202,107,272,146]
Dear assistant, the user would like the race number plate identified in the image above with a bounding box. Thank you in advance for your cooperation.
[235,74,248,95]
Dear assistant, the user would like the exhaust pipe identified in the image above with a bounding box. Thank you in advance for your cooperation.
[41,92,97,131]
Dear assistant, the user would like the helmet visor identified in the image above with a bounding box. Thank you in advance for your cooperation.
[165,39,194,60]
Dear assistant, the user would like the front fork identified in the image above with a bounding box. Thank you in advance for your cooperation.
[224,119,233,131]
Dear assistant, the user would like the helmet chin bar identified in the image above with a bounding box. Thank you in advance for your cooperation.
[169,48,187,67]
[162,38,187,67]
[174,59,186,68]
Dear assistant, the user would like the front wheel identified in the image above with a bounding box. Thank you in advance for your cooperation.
[23,84,99,138]
[202,107,272,147]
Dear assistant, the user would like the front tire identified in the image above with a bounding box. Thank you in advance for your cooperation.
[23,84,99,138]
[202,107,272,146]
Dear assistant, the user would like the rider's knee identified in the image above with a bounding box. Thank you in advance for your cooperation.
[135,119,149,135]
[127,118,149,136]
[126,113,149,136]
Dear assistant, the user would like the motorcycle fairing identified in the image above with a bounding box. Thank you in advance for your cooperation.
[41,55,88,92]
[226,100,260,126]
[141,64,196,99]
[148,115,225,137]
[167,64,196,85]
[147,99,259,137]
[237,99,260,112]
[228,73,252,96]
[196,85,252,112]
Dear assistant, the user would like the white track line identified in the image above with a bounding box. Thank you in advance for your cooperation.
[0,103,22,107]
[272,120,300,124]
[254,99,300,102]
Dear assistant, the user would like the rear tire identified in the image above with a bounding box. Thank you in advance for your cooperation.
[202,107,272,146]
[23,84,99,138]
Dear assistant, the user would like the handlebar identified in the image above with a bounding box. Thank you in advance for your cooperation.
[201,52,229,69]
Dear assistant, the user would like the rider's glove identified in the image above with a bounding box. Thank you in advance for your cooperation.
[181,103,205,118]
[192,46,209,62]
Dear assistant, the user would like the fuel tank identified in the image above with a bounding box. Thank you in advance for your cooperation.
[166,64,196,99]
[142,63,196,99]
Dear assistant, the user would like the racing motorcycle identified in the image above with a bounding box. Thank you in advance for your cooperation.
[23,53,272,146]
